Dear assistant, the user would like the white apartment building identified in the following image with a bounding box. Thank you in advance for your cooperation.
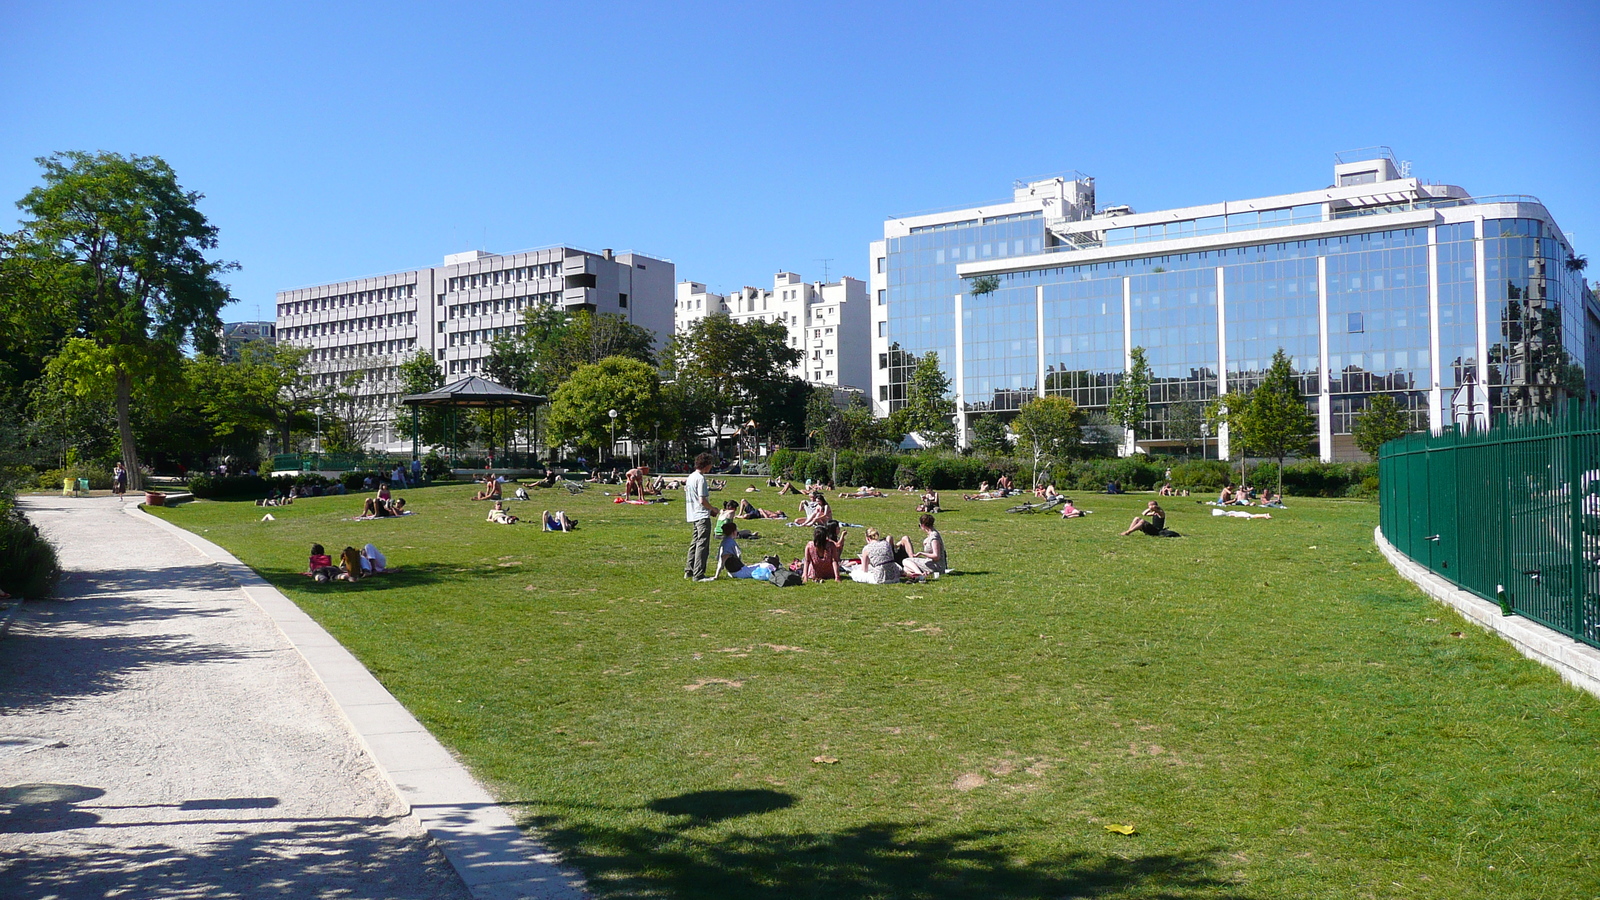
[674,272,870,390]
[275,246,674,449]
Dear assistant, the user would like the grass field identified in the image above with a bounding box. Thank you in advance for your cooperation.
[148,481,1600,899]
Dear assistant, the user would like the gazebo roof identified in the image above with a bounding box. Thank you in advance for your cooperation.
[400,376,546,409]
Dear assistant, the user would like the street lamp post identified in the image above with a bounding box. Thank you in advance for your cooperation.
[608,408,618,464]
[1200,421,1209,460]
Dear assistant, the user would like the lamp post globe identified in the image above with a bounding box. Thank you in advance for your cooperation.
[608,409,619,463]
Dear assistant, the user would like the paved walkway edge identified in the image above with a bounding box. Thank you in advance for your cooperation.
[126,504,590,900]
[1375,525,1600,699]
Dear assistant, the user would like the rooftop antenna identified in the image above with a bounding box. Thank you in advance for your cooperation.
[814,258,834,283]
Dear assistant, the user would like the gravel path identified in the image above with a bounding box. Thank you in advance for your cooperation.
[0,496,474,900]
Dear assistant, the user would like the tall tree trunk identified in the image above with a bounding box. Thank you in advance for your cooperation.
[115,368,142,491]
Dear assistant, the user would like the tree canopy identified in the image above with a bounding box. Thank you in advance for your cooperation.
[6,152,235,488]
[1352,394,1413,458]
[888,352,955,449]
[1233,349,1316,494]
[546,355,662,459]
[490,306,657,396]
[1106,346,1152,451]
[664,315,804,442]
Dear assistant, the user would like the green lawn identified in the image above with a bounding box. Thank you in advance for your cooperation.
[148,481,1600,899]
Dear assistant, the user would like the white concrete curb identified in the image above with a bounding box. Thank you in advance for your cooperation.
[1374,526,1600,699]
[126,504,589,900]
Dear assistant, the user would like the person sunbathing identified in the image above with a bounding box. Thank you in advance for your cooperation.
[916,490,941,513]
[543,510,576,532]
[473,476,502,501]
[487,500,518,524]
[739,498,787,520]
[1059,498,1089,518]
[360,497,392,518]
[794,492,832,527]
[838,486,886,498]
[305,543,342,582]
[803,522,845,583]
[1120,501,1168,536]
[777,481,803,495]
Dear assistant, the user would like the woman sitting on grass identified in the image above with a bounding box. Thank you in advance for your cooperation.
[916,490,941,513]
[543,510,576,532]
[846,527,901,584]
[1120,501,1167,537]
[486,500,518,524]
[803,522,845,583]
[794,492,832,527]
[712,520,776,580]
[897,514,946,579]
[472,476,502,502]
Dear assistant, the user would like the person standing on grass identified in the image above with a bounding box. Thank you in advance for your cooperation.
[684,452,719,581]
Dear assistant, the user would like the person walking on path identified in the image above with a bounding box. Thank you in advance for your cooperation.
[112,461,127,500]
[684,452,719,581]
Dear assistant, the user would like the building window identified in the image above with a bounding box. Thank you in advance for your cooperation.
[879,353,888,369]
[877,257,886,273]
[879,385,888,400]
[1347,312,1364,333]
[878,321,886,337]
[619,293,628,308]
[877,289,885,305]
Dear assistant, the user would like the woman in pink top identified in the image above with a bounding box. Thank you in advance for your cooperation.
[803,522,845,583]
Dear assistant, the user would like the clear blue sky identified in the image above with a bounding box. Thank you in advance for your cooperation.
[3,1,1596,322]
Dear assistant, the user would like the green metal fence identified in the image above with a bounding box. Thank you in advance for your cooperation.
[1379,399,1600,649]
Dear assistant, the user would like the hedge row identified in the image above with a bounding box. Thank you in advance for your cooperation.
[0,496,59,599]
[769,448,1378,497]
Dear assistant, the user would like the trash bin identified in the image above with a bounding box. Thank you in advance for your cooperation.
[77,478,90,496]
[63,478,75,497]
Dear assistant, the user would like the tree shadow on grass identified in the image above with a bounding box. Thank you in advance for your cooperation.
[526,789,1249,900]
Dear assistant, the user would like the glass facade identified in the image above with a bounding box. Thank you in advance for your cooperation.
[882,194,1593,456]
[884,214,1044,408]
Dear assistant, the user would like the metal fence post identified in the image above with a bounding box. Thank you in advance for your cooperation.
[1569,399,1585,639]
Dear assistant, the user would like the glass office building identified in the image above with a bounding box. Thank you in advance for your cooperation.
[869,151,1598,459]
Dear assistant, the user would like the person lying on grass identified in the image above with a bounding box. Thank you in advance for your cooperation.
[712,520,777,580]
[838,486,887,498]
[803,522,845,583]
[1059,498,1090,519]
[1120,500,1167,537]
[306,543,342,582]
[487,500,518,524]
[739,498,787,519]
[543,510,576,532]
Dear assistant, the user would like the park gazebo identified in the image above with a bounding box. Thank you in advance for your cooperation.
[399,376,547,469]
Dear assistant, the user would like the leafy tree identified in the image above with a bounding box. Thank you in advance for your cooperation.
[804,385,839,449]
[665,315,804,443]
[968,275,1000,295]
[10,152,235,489]
[1352,394,1413,458]
[1011,396,1083,486]
[969,414,1011,455]
[508,306,657,396]
[888,352,955,449]
[1234,349,1316,496]
[1205,390,1250,482]
[546,356,662,459]
[395,350,455,452]
[1106,346,1152,453]
[1165,399,1205,455]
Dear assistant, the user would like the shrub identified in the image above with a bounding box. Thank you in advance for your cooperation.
[0,501,59,599]
[770,449,795,478]
[34,465,113,492]
[1249,461,1379,497]
[340,471,388,492]
[423,451,450,482]
[187,474,270,500]
[1169,460,1232,491]
[1049,457,1164,492]
[894,463,919,489]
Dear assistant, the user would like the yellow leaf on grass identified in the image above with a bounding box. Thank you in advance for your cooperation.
[1104,823,1137,835]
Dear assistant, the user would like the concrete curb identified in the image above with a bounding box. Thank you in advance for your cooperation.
[126,504,590,900]
[1374,526,1600,699]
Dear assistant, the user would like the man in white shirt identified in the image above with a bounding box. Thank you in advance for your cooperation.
[684,452,719,581]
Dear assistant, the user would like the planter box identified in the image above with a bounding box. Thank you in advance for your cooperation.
[144,492,167,507]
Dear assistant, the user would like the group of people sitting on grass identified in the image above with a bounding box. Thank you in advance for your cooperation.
[257,484,297,507]
[710,513,947,584]
[305,542,392,582]
[1211,483,1286,508]
[357,483,408,519]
